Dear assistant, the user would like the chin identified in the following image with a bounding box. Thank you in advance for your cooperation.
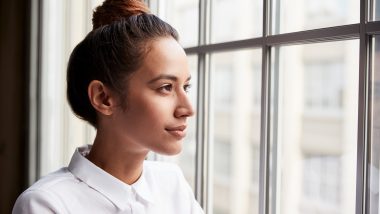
[156,141,183,156]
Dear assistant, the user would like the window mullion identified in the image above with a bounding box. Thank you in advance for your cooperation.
[356,0,370,212]
[259,0,272,213]
[195,0,211,212]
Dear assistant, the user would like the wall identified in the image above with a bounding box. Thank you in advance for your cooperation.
[0,0,28,212]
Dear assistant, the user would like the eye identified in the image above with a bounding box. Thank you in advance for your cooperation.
[184,84,192,93]
[159,84,173,93]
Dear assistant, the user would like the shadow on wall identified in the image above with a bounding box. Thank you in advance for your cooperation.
[0,0,29,213]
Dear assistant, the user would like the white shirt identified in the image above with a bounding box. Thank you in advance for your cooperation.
[13,145,204,214]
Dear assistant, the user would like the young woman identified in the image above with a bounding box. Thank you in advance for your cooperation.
[13,0,204,213]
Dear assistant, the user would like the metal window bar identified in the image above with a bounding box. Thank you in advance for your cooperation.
[269,0,281,212]
[357,0,371,213]
[184,0,378,214]
[186,24,363,55]
[194,0,211,212]
[28,0,43,185]
[259,0,272,213]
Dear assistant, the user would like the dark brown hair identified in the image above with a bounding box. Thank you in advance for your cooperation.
[92,0,150,30]
[67,0,178,127]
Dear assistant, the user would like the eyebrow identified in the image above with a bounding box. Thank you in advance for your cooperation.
[147,74,191,84]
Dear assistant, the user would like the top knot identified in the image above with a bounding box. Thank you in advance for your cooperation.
[92,0,150,30]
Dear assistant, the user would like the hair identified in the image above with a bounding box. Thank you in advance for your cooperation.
[92,0,150,30]
[67,0,179,128]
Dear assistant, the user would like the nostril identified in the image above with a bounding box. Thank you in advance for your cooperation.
[174,106,194,118]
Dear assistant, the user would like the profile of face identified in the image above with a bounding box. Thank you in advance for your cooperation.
[109,37,194,155]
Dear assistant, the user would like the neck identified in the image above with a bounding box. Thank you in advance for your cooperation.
[87,130,149,185]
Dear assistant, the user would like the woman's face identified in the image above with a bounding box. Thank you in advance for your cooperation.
[110,37,194,155]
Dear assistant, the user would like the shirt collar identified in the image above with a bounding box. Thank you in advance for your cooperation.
[68,145,155,210]
[132,162,156,204]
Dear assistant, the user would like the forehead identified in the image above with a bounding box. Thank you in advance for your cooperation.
[136,37,189,79]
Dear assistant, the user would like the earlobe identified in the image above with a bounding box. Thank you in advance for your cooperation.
[88,80,114,116]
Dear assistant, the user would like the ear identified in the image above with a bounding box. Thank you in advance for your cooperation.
[88,80,116,116]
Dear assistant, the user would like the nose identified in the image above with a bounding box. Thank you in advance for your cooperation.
[174,92,195,118]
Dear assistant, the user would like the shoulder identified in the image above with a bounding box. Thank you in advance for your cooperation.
[13,168,75,213]
[28,168,75,190]
[13,188,64,213]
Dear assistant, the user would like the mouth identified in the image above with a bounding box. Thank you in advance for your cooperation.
[165,125,187,139]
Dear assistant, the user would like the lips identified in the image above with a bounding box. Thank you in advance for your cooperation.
[165,125,187,139]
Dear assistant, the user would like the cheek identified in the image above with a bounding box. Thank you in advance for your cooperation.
[125,96,173,126]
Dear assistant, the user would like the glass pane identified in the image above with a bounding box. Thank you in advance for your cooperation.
[40,0,95,176]
[272,0,359,34]
[156,0,199,47]
[158,55,198,190]
[369,36,380,214]
[211,50,261,214]
[211,0,262,43]
[270,40,359,214]
[373,1,380,21]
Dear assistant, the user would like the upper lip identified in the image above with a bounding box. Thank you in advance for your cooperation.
[165,125,187,131]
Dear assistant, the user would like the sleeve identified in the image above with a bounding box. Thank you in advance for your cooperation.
[12,189,65,214]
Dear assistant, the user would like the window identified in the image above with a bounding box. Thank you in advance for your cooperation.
[151,0,199,47]
[214,65,233,108]
[303,156,341,204]
[211,0,263,42]
[374,0,380,20]
[210,50,262,214]
[273,0,358,34]
[270,40,358,214]
[369,36,380,214]
[304,62,344,113]
[38,0,99,177]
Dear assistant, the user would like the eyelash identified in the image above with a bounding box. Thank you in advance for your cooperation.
[183,84,191,93]
[158,84,191,93]
[159,84,173,92]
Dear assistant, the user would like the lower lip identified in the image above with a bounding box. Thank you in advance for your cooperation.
[166,130,186,139]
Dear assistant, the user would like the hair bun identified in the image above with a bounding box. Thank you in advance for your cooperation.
[92,0,150,30]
